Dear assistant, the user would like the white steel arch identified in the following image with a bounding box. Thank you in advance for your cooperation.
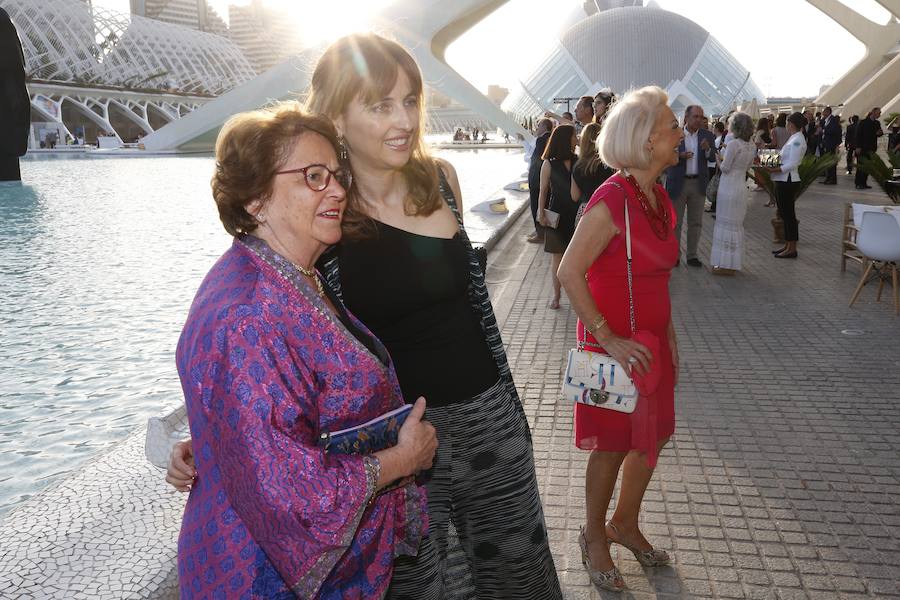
[807,0,900,116]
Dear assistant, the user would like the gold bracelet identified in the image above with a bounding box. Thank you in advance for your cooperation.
[587,315,607,335]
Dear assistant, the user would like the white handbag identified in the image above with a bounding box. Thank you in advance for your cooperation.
[144,405,189,469]
[562,182,638,413]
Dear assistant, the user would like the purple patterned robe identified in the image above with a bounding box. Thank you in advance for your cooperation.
[176,236,427,599]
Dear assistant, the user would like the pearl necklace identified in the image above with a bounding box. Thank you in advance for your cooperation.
[293,262,325,298]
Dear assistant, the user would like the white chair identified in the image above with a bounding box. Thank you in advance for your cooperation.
[848,211,900,316]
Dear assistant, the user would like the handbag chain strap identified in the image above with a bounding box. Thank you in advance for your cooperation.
[578,179,635,351]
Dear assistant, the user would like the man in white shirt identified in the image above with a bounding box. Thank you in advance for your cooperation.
[665,105,717,267]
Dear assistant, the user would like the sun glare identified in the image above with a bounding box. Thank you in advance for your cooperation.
[263,0,394,46]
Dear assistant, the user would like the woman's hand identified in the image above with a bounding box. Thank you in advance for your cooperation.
[166,439,195,492]
[395,397,437,475]
[601,335,653,377]
[538,210,550,227]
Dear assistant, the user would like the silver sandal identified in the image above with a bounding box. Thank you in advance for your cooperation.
[578,526,625,592]
[606,521,671,567]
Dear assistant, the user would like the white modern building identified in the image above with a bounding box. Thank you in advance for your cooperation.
[502,1,765,121]
[2,0,255,145]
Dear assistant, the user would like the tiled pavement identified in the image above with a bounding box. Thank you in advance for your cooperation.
[487,173,900,599]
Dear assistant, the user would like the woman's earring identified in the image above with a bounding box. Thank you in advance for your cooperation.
[256,212,266,224]
[338,136,349,161]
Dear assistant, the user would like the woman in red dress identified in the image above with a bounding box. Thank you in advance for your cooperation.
[558,86,682,593]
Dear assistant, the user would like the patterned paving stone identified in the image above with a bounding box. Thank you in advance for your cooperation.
[0,428,182,599]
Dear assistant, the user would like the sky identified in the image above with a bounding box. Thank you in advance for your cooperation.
[90,0,892,99]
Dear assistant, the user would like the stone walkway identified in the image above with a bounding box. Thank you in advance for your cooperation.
[487,174,900,599]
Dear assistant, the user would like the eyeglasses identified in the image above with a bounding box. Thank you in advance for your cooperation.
[275,163,352,191]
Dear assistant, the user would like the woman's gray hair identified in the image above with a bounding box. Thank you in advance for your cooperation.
[728,111,754,142]
[597,86,669,170]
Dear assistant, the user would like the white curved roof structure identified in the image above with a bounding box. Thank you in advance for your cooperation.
[1,0,255,96]
[503,5,764,120]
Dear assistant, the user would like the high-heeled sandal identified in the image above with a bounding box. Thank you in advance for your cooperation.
[606,521,671,567]
[578,527,625,592]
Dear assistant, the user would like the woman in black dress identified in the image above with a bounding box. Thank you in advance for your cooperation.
[309,34,562,600]
[537,123,578,309]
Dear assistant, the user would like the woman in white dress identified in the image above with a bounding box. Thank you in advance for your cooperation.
[710,112,757,275]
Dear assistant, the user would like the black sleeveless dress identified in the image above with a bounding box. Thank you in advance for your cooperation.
[318,171,563,600]
[544,158,576,254]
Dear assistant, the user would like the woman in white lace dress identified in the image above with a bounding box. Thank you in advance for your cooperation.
[710,112,757,275]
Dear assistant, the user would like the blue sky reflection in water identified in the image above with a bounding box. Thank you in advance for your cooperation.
[0,149,524,514]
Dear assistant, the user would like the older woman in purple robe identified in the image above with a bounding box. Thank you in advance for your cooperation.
[173,102,437,599]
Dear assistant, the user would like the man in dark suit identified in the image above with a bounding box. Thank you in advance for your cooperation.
[854,107,883,190]
[527,118,552,243]
[845,115,859,175]
[803,109,820,156]
[665,105,717,267]
[819,106,842,184]
[0,7,30,181]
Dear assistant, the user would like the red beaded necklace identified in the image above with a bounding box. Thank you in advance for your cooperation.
[622,170,669,240]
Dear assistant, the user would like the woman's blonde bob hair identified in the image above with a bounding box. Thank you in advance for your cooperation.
[597,86,670,171]
[305,33,439,240]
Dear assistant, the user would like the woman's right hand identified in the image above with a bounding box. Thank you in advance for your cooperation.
[600,335,653,377]
[395,397,437,475]
[165,439,195,492]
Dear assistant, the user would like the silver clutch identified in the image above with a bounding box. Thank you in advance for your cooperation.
[144,405,189,469]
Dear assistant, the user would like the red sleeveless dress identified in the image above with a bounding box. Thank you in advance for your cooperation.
[574,173,677,466]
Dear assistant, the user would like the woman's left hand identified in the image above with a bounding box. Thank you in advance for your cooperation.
[669,336,679,387]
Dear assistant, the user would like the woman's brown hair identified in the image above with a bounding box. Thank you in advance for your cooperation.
[305,33,439,240]
[541,124,576,162]
[211,101,340,237]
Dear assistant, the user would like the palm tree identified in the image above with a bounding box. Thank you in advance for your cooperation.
[857,152,900,204]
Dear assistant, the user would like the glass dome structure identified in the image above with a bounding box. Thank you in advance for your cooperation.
[503,5,764,121]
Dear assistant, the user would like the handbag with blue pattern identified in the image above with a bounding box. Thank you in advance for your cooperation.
[317,404,413,455]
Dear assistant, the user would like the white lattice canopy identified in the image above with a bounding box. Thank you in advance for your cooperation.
[1,0,256,96]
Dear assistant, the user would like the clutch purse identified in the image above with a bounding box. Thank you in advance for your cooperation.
[562,180,637,413]
[145,405,189,469]
[318,404,413,455]
[563,348,637,412]
[543,208,560,229]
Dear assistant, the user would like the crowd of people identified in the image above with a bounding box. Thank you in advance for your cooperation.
[528,94,893,277]
[451,126,489,143]
[151,30,898,599]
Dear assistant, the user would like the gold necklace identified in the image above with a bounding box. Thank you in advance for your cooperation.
[293,262,325,298]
